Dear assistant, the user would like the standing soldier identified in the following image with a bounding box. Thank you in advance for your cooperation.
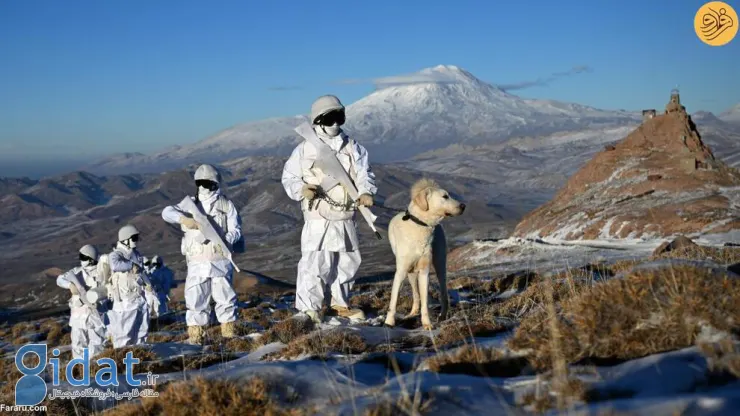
[162,164,242,345]
[56,245,107,358]
[281,95,377,323]
[107,224,152,347]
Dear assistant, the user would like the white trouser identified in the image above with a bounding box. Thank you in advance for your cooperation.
[107,298,149,348]
[69,306,107,359]
[144,290,160,318]
[70,325,106,359]
[144,290,168,318]
[185,274,237,327]
[296,250,362,312]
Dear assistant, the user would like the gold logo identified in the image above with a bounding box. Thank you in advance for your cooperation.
[695,1,738,46]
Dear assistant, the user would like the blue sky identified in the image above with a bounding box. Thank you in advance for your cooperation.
[0,0,738,173]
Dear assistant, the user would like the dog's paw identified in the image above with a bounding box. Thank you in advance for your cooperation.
[421,317,433,331]
[384,315,397,327]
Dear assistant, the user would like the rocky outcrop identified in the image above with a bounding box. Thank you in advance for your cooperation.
[513,100,740,241]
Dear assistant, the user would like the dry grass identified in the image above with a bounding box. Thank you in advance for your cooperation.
[433,320,508,348]
[457,273,589,324]
[272,308,295,321]
[260,317,315,345]
[106,376,304,416]
[204,322,253,345]
[241,307,274,329]
[510,265,740,370]
[281,329,368,359]
[40,319,67,347]
[423,345,528,376]
[159,320,186,332]
[699,337,740,378]
[0,357,21,402]
[372,335,434,353]
[221,337,257,353]
[148,353,240,373]
[520,378,589,413]
[447,276,480,290]
[0,324,10,339]
[11,321,36,345]
[146,332,178,343]
[350,286,414,315]
[360,390,437,416]
[362,401,407,416]
[651,245,740,265]
[59,332,72,347]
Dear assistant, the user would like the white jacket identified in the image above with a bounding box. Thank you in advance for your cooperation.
[162,191,241,278]
[282,130,377,222]
[108,244,147,310]
[56,265,104,328]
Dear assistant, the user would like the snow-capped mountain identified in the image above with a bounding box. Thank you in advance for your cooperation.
[85,65,640,175]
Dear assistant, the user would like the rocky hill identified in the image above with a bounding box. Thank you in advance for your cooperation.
[512,93,740,241]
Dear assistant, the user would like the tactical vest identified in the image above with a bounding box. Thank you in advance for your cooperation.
[108,250,145,304]
[300,138,359,221]
[67,266,100,309]
[180,195,240,261]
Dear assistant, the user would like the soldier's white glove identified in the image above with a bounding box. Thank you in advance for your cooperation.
[145,284,154,293]
[357,193,374,207]
[301,184,320,200]
[179,216,200,230]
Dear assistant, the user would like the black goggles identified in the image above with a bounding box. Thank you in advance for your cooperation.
[314,110,345,127]
[196,180,219,191]
[129,234,140,242]
[144,260,151,266]
[79,254,97,264]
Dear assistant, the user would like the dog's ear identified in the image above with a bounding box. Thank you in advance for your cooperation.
[414,188,429,211]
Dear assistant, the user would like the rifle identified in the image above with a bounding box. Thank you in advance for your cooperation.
[62,270,105,328]
[295,122,382,240]
[179,196,241,272]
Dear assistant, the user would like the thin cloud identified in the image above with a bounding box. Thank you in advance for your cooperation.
[498,65,593,92]
[336,71,459,89]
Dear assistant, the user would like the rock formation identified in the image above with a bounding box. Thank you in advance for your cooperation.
[513,92,740,241]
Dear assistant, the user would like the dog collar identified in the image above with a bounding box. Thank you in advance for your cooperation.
[402,210,431,228]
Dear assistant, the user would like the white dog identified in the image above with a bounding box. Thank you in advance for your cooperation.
[384,178,466,330]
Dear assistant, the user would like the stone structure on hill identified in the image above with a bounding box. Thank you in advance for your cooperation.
[665,88,685,114]
[511,93,740,241]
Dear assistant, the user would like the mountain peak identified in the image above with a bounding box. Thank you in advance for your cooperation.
[419,64,482,85]
[370,64,486,90]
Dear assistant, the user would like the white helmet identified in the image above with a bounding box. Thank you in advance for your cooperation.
[310,95,345,125]
[79,244,98,261]
[118,224,140,242]
[194,164,221,184]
